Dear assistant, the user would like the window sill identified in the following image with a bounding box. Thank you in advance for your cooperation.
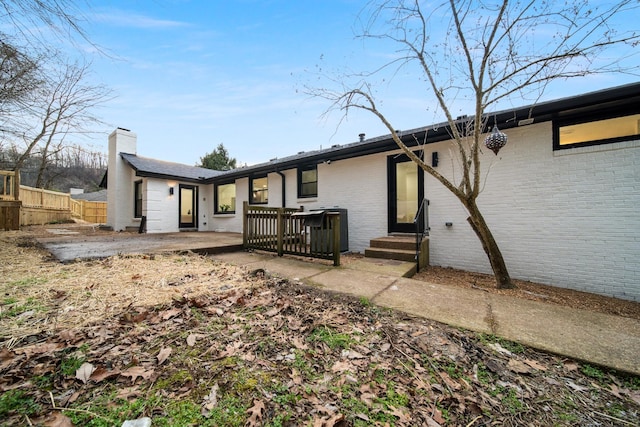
[297,198,318,203]
[214,213,236,217]
[553,138,640,156]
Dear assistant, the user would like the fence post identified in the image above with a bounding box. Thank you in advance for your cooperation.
[14,169,20,200]
[242,201,248,248]
[276,207,284,257]
[332,214,341,266]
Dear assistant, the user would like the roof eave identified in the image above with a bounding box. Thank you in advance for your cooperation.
[207,82,640,183]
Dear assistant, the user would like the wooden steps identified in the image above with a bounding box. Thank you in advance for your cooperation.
[364,235,429,265]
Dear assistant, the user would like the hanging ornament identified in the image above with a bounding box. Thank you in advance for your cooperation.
[484,125,508,155]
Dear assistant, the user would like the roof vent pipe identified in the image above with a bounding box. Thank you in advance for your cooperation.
[359,133,365,142]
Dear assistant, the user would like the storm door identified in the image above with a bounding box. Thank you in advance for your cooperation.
[387,153,423,233]
[179,184,198,229]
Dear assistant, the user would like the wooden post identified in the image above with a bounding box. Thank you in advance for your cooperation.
[276,207,284,257]
[332,213,341,266]
[14,169,20,201]
[242,201,248,248]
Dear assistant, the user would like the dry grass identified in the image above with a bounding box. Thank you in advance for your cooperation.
[1,228,252,341]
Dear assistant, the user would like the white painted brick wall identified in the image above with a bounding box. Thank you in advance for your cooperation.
[314,155,389,252]
[207,123,639,301]
[427,122,640,301]
[145,178,179,232]
[199,184,214,231]
[107,129,137,232]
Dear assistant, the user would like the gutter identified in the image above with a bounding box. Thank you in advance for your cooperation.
[275,170,285,207]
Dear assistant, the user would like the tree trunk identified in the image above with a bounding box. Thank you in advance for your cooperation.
[465,199,514,289]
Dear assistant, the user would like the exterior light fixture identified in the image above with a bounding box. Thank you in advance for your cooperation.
[431,152,439,167]
[169,187,174,196]
[484,125,508,155]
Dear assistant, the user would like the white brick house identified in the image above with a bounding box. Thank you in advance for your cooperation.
[106,83,640,301]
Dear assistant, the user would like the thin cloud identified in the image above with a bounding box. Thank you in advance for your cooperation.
[94,9,190,29]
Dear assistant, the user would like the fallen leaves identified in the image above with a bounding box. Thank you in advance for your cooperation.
[121,366,154,384]
[201,383,219,417]
[0,250,638,426]
[156,347,172,365]
[186,333,208,347]
[43,411,74,427]
[75,362,96,384]
[15,342,64,358]
[245,399,265,426]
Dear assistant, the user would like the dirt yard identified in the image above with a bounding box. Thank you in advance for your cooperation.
[1,225,639,426]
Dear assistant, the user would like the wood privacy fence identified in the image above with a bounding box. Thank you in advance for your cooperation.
[19,185,73,226]
[20,185,71,210]
[70,199,107,224]
[243,202,341,266]
[0,170,107,229]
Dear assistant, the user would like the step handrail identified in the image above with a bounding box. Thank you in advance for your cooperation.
[413,198,430,272]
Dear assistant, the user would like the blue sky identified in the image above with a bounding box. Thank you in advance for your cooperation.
[70,0,638,166]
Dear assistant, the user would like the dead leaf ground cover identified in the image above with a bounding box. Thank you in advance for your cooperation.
[1,227,639,426]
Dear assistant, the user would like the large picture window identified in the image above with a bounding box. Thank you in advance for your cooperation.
[555,112,640,150]
[250,176,268,204]
[134,180,143,218]
[298,164,317,198]
[215,182,236,213]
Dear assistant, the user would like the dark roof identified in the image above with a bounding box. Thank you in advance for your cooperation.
[71,190,108,202]
[207,81,640,182]
[121,153,222,183]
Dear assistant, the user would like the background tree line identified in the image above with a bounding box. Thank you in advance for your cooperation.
[0,142,106,192]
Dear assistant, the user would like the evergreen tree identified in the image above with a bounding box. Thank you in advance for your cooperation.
[197,143,237,171]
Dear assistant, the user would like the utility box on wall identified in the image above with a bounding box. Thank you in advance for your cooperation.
[309,208,349,253]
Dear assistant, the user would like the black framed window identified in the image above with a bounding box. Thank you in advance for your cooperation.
[134,180,143,218]
[250,176,268,204]
[554,110,640,150]
[215,182,236,213]
[298,164,317,198]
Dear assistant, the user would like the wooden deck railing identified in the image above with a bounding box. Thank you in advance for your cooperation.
[243,202,341,266]
[0,170,17,201]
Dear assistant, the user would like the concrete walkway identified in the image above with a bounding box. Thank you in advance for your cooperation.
[212,251,640,376]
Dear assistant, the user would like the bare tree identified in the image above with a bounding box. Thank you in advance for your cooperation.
[311,0,640,289]
[11,60,111,174]
[0,0,91,49]
[0,40,41,114]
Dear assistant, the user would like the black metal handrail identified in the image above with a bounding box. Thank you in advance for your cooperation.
[413,198,430,272]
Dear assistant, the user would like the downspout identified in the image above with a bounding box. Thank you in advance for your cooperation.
[275,170,285,207]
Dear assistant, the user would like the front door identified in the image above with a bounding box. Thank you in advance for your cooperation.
[179,184,198,229]
[388,153,424,233]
